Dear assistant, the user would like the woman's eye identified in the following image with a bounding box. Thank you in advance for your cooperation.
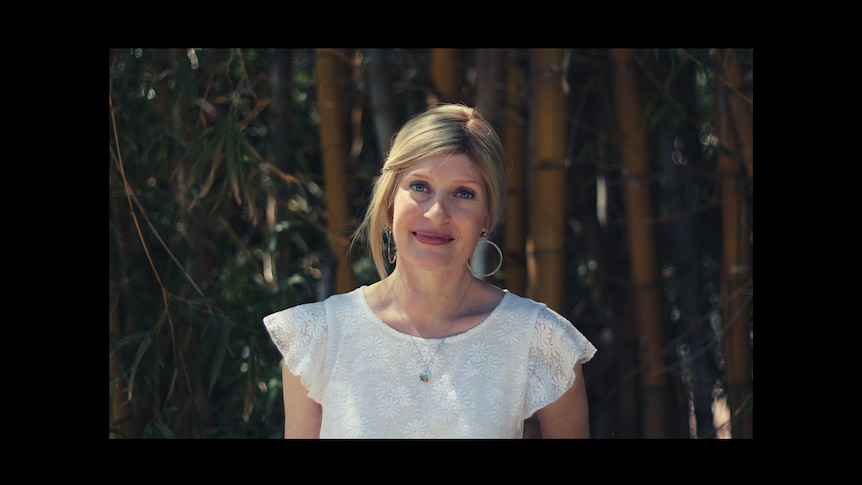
[455,190,475,199]
[410,182,428,193]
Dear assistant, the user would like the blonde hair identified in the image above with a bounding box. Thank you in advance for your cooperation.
[352,103,507,280]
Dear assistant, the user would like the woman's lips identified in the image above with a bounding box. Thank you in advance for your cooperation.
[412,231,454,245]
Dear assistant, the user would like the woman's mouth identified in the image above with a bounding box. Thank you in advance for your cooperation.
[412,231,454,245]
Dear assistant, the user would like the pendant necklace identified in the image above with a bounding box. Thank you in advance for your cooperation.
[390,274,474,383]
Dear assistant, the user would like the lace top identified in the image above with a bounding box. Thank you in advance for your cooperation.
[263,286,597,439]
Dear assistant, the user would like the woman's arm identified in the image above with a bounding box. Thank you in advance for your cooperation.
[534,361,590,438]
[281,362,322,438]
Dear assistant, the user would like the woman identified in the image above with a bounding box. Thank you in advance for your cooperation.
[264,103,597,438]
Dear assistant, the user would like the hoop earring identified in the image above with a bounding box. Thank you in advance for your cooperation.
[468,234,502,278]
[387,228,397,264]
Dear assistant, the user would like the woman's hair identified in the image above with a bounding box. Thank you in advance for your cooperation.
[352,103,507,280]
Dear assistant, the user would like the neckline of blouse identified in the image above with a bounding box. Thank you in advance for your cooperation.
[357,285,510,344]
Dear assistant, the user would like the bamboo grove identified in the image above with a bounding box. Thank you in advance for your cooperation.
[108,48,753,439]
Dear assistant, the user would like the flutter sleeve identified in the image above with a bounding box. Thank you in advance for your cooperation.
[263,301,328,403]
[524,305,597,418]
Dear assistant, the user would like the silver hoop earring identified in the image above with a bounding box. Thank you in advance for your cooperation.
[468,234,502,278]
[386,228,397,264]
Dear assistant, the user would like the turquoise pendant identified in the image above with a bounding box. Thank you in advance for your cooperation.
[419,370,431,383]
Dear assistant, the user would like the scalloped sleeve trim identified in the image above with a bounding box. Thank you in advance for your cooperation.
[524,303,597,418]
[263,300,329,403]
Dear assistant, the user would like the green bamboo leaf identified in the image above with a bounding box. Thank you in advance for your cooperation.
[237,134,269,165]
[188,121,228,199]
[234,135,256,213]
[125,333,153,402]
[152,420,176,439]
[208,315,234,393]
[223,117,241,205]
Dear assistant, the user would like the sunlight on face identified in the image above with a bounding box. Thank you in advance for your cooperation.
[391,154,488,272]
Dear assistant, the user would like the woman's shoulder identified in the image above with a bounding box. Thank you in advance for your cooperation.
[498,291,582,335]
[264,287,365,324]
[322,286,366,307]
[499,290,556,316]
[501,292,597,363]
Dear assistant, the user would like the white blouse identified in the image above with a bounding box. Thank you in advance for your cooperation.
[263,286,597,439]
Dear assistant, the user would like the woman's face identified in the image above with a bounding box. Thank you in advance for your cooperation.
[390,153,488,274]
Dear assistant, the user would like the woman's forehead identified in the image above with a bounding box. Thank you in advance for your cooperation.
[403,154,481,183]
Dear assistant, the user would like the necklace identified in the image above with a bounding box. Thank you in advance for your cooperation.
[390,274,474,383]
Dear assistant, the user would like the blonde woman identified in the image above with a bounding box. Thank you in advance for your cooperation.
[264,103,596,438]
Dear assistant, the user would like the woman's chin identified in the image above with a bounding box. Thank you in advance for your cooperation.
[401,254,465,273]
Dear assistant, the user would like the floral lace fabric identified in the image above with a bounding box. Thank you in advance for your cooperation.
[263,286,597,439]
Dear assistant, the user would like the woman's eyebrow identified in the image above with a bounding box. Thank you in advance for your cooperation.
[404,172,481,186]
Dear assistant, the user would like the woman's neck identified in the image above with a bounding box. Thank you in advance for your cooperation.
[386,267,476,337]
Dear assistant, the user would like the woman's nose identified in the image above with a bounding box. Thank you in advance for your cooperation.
[425,197,450,222]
